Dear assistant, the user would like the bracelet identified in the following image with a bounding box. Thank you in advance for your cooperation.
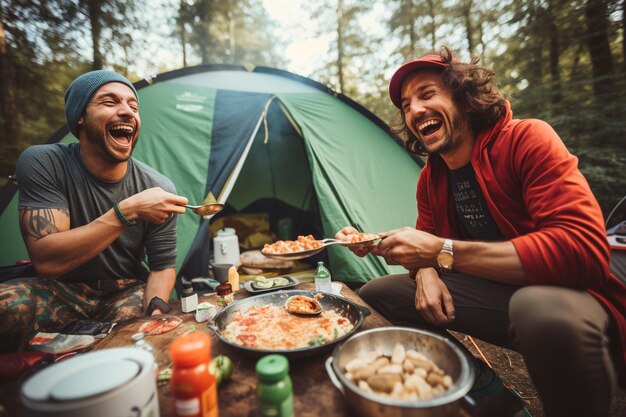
[113,203,136,226]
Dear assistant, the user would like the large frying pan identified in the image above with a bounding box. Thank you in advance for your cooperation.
[207,290,371,360]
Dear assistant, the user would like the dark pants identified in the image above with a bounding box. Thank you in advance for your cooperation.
[0,278,144,353]
[359,273,618,417]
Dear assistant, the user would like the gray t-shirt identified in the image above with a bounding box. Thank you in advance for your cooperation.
[16,143,177,282]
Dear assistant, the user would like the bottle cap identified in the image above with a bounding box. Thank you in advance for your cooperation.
[181,277,194,296]
[256,354,289,382]
[216,283,233,296]
[169,332,211,366]
[131,332,145,343]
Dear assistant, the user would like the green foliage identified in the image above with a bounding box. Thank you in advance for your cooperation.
[1,0,624,217]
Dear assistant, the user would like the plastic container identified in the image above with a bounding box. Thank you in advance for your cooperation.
[213,228,240,266]
[256,354,294,417]
[132,332,158,377]
[169,332,218,417]
[181,278,199,313]
[314,261,332,293]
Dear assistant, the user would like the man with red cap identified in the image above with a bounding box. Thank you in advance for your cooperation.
[338,47,626,416]
[0,70,189,353]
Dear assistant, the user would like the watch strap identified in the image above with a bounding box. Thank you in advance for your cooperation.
[437,239,454,273]
[146,296,171,315]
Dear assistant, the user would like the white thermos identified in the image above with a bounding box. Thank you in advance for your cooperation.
[213,228,240,266]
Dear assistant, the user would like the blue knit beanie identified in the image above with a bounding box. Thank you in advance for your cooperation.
[64,70,138,138]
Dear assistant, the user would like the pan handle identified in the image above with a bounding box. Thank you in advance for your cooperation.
[356,304,371,318]
[207,320,219,334]
[325,357,344,394]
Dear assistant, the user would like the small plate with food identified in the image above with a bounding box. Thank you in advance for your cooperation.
[261,235,326,260]
[243,275,300,293]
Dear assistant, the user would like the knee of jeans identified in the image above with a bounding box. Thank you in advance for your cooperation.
[358,279,383,309]
[509,287,584,349]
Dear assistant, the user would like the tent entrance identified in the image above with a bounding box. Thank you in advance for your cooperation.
[210,98,323,261]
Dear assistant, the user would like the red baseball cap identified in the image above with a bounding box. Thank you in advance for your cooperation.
[388,54,448,109]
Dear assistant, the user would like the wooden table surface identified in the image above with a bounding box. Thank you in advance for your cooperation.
[91,281,389,417]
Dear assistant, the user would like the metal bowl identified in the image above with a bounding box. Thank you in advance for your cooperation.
[326,327,474,417]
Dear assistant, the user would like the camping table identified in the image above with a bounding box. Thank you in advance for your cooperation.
[96,281,390,417]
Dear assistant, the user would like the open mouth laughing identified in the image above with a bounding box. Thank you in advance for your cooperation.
[417,118,443,138]
[108,123,135,146]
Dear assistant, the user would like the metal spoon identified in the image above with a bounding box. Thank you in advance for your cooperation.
[184,203,224,216]
[284,295,323,315]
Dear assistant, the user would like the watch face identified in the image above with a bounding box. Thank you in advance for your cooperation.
[437,252,453,267]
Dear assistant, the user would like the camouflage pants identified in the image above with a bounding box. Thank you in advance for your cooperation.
[0,278,145,353]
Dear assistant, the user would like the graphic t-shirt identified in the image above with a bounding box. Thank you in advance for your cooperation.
[448,162,504,241]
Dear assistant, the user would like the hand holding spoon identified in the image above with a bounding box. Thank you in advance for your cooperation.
[184,203,224,216]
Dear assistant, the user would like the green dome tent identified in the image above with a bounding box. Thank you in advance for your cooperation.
[0,64,422,284]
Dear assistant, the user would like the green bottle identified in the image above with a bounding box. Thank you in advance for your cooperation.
[256,354,294,417]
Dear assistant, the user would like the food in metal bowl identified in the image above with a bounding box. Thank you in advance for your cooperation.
[342,343,454,401]
[327,327,474,417]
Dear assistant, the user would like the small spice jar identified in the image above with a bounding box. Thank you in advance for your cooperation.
[216,283,234,309]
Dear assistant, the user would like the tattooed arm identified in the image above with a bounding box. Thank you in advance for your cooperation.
[18,188,188,279]
[19,206,126,279]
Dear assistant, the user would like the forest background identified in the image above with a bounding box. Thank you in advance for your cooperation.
[1,0,625,216]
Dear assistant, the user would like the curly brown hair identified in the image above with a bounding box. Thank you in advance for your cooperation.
[391,46,507,156]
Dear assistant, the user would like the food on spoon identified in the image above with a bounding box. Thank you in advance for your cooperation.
[221,304,353,349]
[344,231,380,244]
[285,295,322,314]
[262,235,323,255]
[342,343,454,400]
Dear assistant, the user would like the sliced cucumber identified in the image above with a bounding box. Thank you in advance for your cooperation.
[272,277,290,287]
[255,280,273,289]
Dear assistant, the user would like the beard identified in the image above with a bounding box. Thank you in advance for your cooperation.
[417,109,469,156]
[82,115,137,163]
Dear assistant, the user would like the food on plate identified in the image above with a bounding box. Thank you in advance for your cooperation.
[285,295,322,314]
[342,343,453,400]
[139,316,182,335]
[344,231,380,244]
[253,276,290,289]
[262,235,323,254]
[221,304,353,349]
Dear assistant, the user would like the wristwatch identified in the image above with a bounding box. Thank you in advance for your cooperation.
[436,239,454,273]
[146,296,172,316]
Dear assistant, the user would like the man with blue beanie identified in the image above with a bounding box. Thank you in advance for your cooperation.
[0,70,189,352]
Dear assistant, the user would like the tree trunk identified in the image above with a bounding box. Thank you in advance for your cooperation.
[336,0,345,93]
[404,0,416,55]
[622,0,626,75]
[584,0,615,98]
[462,0,474,56]
[426,0,436,51]
[179,0,187,67]
[547,0,562,107]
[87,0,104,69]
[228,8,236,64]
[0,4,20,169]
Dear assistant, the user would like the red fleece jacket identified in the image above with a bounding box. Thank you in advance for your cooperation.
[414,104,626,386]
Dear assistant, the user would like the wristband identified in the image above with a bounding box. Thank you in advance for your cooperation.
[146,296,171,316]
[113,203,136,226]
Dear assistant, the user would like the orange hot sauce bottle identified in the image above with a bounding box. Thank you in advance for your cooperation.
[169,332,219,417]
